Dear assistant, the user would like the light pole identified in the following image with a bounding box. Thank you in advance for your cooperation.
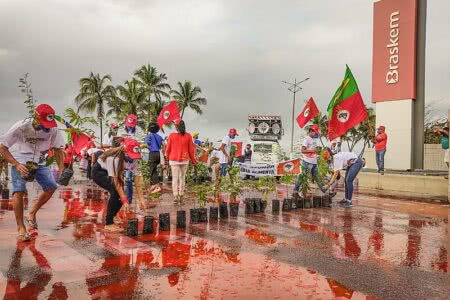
[282,77,310,154]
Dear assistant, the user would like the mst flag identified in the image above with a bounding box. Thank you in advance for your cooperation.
[276,158,301,175]
[157,101,181,127]
[327,65,368,140]
[296,97,319,128]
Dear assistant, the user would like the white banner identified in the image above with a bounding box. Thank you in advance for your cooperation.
[234,162,276,176]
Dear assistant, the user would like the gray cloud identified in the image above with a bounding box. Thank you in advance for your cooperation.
[1,0,449,150]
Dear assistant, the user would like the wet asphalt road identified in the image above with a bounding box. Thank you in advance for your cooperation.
[0,182,448,299]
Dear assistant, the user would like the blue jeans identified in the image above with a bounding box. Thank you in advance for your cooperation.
[125,170,134,203]
[220,163,228,177]
[11,165,58,194]
[344,158,364,202]
[294,161,325,192]
[375,150,386,172]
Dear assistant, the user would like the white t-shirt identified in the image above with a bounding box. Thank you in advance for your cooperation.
[118,127,144,142]
[210,150,225,163]
[332,152,358,171]
[87,147,101,156]
[302,136,317,164]
[220,135,232,164]
[98,156,120,177]
[0,119,65,164]
[103,133,113,145]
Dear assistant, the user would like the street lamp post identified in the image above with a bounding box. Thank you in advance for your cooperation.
[282,77,310,154]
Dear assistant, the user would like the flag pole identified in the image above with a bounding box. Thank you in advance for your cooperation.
[282,77,310,154]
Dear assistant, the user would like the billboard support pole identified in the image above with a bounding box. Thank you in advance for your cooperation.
[412,0,427,169]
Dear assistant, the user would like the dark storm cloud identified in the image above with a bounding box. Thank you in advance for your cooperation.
[0,0,449,148]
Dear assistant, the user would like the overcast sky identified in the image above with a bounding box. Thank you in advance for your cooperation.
[0,0,449,149]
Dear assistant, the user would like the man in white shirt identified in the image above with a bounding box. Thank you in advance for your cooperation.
[0,104,66,241]
[294,125,326,194]
[323,149,364,208]
[219,128,238,176]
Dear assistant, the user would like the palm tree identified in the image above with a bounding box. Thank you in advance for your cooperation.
[75,72,116,144]
[134,64,171,122]
[115,79,147,130]
[171,81,207,118]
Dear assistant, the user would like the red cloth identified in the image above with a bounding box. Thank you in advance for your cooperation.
[157,101,181,127]
[374,133,387,151]
[296,97,320,128]
[166,133,196,164]
[63,145,74,164]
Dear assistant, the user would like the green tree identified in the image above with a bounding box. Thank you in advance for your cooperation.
[341,106,376,153]
[171,81,207,118]
[134,64,171,123]
[18,73,37,118]
[115,79,147,131]
[75,72,116,144]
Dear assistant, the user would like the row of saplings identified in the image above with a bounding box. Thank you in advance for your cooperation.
[186,164,333,224]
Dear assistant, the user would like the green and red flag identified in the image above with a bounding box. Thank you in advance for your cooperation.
[327,65,367,140]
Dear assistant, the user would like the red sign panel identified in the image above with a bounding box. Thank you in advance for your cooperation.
[372,0,418,103]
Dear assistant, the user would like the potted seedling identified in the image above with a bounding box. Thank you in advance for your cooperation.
[221,166,243,217]
[297,168,312,208]
[280,173,296,208]
[256,176,276,213]
[191,184,211,223]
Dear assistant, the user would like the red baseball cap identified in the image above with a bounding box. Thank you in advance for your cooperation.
[378,125,385,131]
[229,128,239,136]
[125,114,137,127]
[35,104,57,129]
[123,138,142,160]
[110,123,118,129]
[309,125,320,134]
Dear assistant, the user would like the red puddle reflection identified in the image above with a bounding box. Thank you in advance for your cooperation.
[0,183,448,299]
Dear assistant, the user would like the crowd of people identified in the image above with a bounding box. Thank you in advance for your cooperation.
[1,103,448,239]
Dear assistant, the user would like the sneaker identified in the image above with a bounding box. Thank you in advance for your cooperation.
[380,171,385,175]
[338,198,348,204]
[340,201,353,208]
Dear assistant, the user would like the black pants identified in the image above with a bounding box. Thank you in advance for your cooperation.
[148,152,161,185]
[86,157,92,179]
[92,163,122,225]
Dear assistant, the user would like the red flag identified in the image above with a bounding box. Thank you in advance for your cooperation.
[157,101,181,127]
[194,145,209,163]
[296,97,320,128]
[231,141,243,157]
[71,132,91,155]
[277,158,301,175]
[327,66,368,140]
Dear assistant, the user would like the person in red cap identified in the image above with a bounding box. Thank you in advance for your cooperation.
[218,128,238,177]
[91,138,142,232]
[373,126,388,175]
[118,114,143,206]
[293,124,326,195]
[0,104,67,241]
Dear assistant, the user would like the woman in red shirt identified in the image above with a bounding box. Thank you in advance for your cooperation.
[165,120,196,204]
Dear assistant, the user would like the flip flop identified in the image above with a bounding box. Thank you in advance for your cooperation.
[25,217,38,229]
[17,232,32,242]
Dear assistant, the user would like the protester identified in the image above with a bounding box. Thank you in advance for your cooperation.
[293,125,326,195]
[192,132,203,146]
[86,143,102,180]
[0,104,66,241]
[374,125,388,175]
[433,126,449,167]
[324,148,364,208]
[91,138,141,232]
[219,128,238,177]
[244,144,252,163]
[330,138,341,155]
[118,114,140,204]
[145,122,164,194]
[102,123,119,148]
[166,120,196,204]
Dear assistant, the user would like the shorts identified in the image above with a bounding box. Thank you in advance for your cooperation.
[445,149,449,164]
[11,165,58,194]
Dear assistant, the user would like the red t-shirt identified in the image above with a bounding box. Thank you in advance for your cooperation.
[375,133,387,151]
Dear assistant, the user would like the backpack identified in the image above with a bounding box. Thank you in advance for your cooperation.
[442,137,449,150]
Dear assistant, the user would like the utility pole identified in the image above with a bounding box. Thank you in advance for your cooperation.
[282,77,310,154]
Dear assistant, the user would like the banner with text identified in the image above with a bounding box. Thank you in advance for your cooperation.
[235,158,301,176]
